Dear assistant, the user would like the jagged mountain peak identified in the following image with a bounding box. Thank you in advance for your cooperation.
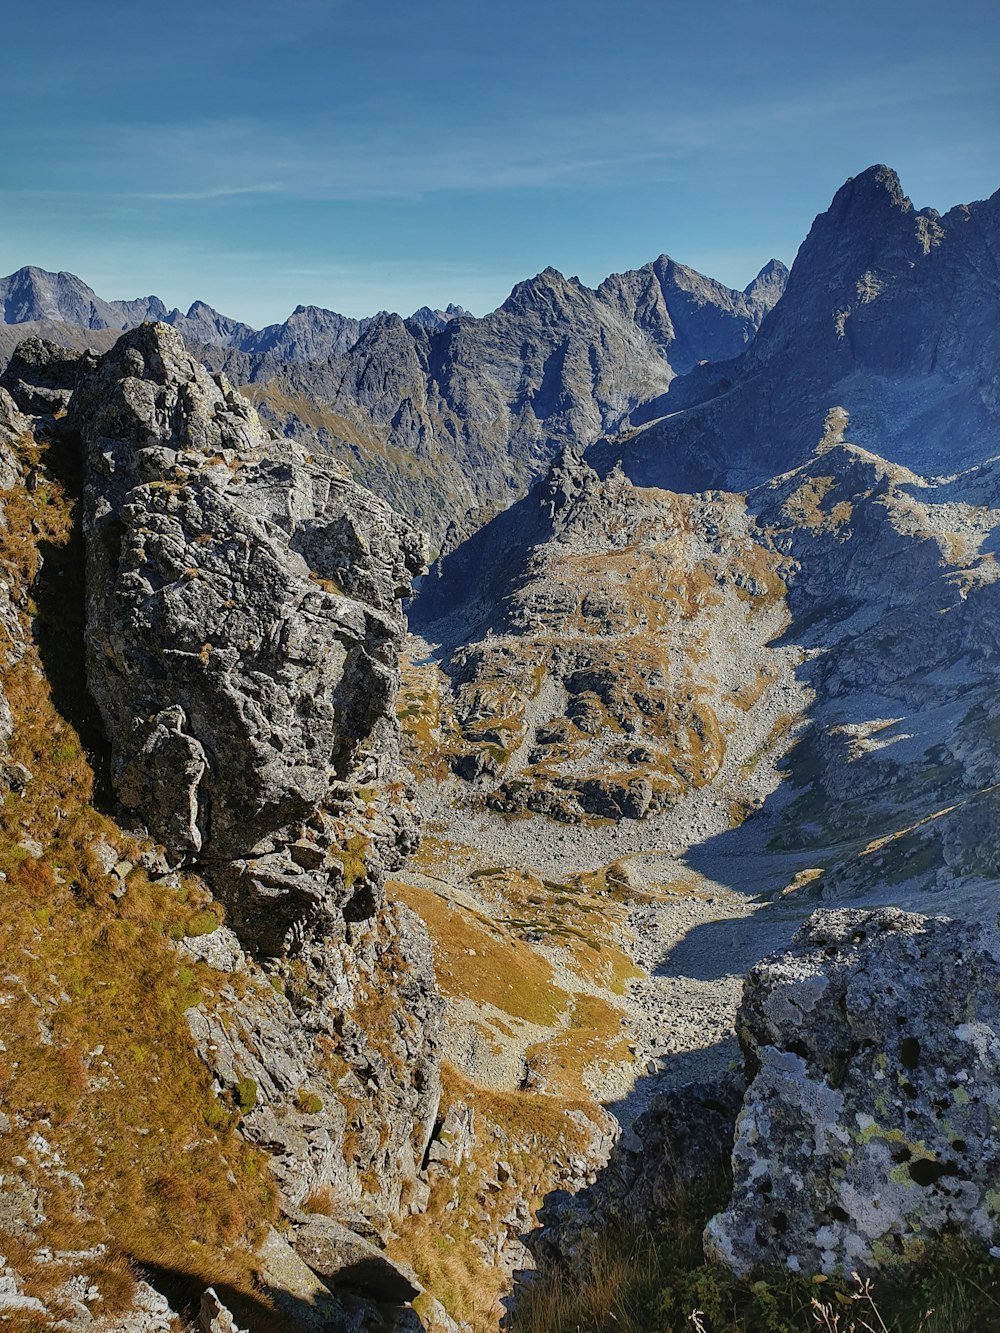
[0,264,109,328]
[745,257,789,297]
[831,162,910,213]
[184,298,221,317]
[408,303,471,329]
[500,266,582,314]
[613,166,1000,489]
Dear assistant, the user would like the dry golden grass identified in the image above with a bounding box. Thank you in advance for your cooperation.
[783,475,855,532]
[389,879,570,1026]
[525,993,633,1099]
[0,433,281,1324]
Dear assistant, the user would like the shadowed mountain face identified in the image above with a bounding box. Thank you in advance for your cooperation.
[215,258,786,538]
[609,166,1000,491]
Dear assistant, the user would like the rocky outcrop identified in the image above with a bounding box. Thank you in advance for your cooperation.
[74,322,426,948]
[527,1076,744,1272]
[411,445,799,826]
[0,387,32,785]
[0,335,98,419]
[706,908,1000,1277]
[65,325,445,1244]
[184,895,442,1221]
[0,322,447,1319]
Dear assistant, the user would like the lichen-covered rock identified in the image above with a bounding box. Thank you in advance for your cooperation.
[705,908,1000,1277]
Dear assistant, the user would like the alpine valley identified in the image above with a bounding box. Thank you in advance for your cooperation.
[1,164,1000,1332]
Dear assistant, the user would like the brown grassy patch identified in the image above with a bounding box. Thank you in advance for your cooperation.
[524,994,632,1099]
[0,434,280,1322]
[388,879,569,1026]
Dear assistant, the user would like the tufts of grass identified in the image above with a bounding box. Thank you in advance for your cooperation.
[511,1167,1000,1333]
[0,432,281,1323]
[389,879,570,1026]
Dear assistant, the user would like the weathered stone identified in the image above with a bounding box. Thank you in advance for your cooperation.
[255,1228,357,1331]
[293,1216,421,1303]
[198,1287,248,1333]
[705,909,1000,1277]
[178,924,245,972]
[0,336,95,419]
[525,1077,742,1274]
[75,322,427,953]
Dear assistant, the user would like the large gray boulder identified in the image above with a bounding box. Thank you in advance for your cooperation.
[292,1216,421,1303]
[706,908,1000,1277]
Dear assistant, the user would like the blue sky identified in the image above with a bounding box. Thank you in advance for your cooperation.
[3,0,998,325]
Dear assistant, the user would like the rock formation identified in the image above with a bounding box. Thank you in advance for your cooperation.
[0,324,451,1328]
[68,324,444,1229]
[74,324,426,941]
[706,908,1000,1278]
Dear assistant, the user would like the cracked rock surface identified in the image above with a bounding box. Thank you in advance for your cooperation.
[75,322,427,950]
[706,908,1000,1277]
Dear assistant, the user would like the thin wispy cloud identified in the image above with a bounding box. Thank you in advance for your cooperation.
[1,0,995,325]
[140,182,286,201]
[28,55,986,210]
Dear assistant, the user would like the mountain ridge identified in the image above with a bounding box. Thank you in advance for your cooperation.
[606,164,1000,489]
[0,255,784,364]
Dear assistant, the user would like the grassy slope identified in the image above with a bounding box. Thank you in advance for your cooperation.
[0,429,283,1326]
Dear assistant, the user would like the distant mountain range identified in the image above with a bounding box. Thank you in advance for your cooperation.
[4,166,998,543]
[0,263,471,361]
[0,254,788,535]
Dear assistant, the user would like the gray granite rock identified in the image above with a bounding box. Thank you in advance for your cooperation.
[198,1287,248,1333]
[0,335,96,418]
[292,1216,420,1303]
[706,908,1000,1277]
[74,321,426,951]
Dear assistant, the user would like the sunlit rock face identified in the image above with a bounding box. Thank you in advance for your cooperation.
[75,321,426,946]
